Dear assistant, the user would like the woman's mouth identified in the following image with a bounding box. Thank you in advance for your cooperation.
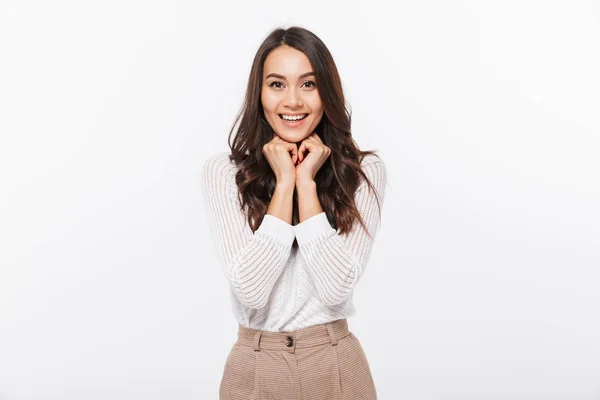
[279,114,308,127]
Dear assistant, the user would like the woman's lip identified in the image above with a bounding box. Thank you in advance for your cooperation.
[279,113,308,118]
[279,114,308,128]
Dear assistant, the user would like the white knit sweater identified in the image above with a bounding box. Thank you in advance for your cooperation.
[201,152,386,332]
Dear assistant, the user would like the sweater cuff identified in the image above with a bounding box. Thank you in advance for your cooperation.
[256,214,296,248]
[294,212,334,246]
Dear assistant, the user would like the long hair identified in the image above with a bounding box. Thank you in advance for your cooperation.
[227,26,382,239]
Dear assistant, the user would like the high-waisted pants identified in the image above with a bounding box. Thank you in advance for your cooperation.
[219,318,377,399]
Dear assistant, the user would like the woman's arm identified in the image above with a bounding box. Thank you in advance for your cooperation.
[294,158,387,306]
[201,153,295,309]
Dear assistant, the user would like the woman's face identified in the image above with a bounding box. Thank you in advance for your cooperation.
[261,45,324,144]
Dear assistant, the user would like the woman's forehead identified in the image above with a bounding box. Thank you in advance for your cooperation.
[263,46,312,79]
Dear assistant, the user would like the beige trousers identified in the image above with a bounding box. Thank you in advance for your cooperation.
[219,318,377,399]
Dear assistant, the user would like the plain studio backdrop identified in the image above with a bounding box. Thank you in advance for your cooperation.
[1,1,599,399]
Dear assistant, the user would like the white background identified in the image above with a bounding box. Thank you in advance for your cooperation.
[1,1,599,399]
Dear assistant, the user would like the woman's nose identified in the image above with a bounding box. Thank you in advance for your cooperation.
[284,88,302,107]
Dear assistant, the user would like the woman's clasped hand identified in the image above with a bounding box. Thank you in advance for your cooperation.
[262,132,331,185]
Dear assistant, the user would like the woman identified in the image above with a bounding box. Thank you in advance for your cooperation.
[201,25,386,399]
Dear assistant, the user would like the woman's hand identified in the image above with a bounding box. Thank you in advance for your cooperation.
[295,132,331,183]
[262,133,299,188]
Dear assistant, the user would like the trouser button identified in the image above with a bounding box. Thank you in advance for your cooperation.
[285,336,294,347]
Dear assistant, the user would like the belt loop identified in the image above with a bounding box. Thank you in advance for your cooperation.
[253,330,262,352]
[325,323,338,346]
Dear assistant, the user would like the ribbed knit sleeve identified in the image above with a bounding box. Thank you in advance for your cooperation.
[294,157,387,306]
[201,153,295,309]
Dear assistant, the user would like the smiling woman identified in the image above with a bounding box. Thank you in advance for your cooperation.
[261,46,324,141]
[201,25,386,399]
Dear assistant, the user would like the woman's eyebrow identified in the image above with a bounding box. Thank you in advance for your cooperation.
[265,72,315,80]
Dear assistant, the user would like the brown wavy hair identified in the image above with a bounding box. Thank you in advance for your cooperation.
[227,26,383,239]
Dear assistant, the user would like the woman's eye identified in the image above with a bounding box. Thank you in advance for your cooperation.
[268,80,315,89]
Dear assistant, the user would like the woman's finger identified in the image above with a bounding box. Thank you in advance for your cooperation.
[311,133,323,143]
[290,144,298,165]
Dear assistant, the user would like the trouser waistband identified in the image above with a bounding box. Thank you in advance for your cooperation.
[236,318,350,354]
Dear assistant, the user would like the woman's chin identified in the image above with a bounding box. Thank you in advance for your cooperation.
[276,130,310,143]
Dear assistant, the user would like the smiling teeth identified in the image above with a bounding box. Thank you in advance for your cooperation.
[281,114,307,121]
